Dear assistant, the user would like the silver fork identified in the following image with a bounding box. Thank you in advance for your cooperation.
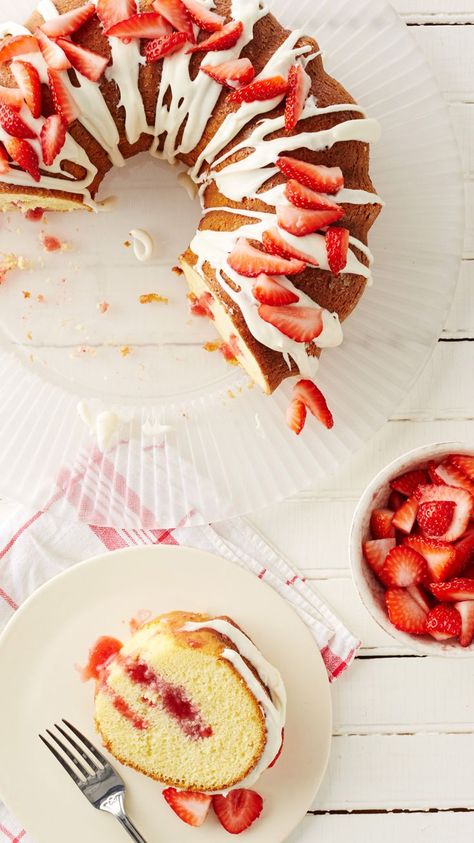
[39,720,148,842]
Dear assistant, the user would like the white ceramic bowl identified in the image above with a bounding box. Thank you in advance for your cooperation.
[350,442,474,656]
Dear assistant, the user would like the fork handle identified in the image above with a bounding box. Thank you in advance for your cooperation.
[115,813,148,843]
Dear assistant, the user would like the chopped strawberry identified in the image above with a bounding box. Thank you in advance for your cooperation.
[213,789,263,835]
[105,12,172,39]
[278,204,344,237]
[276,157,344,195]
[429,578,474,602]
[403,535,459,583]
[188,291,214,319]
[268,728,284,768]
[252,274,299,306]
[0,35,40,63]
[186,20,243,53]
[40,3,96,38]
[414,484,474,542]
[163,788,212,827]
[152,0,195,42]
[48,69,80,125]
[97,0,137,32]
[228,75,288,104]
[387,490,407,512]
[293,379,333,429]
[262,227,317,265]
[455,528,474,571]
[0,144,10,175]
[390,468,429,497]
[363,538,396,581]
[427,460,444,484]
[432,460,474,497]
[40,114,66,167]
[181,0,224,32]
[40,232,62,252]
[407,584,432,613]
[201,58,255,89]
[56,39,109,82]
[0,85,24,110]
[385,588,428,635]
[392,497,418,534]
[382,545,427,588]
[0,103,35,139]
[370,508,395,539]
[10,61,41,118]
[285,63,311,132]
[325,227,349,274]
[220,334,239,363]
[227,238,305,277]
[35,28,71,71]
[4,137,40,182]
[417,500,455,538]
[286,399,306,435]
[259,304,323,343]
[285,180,344,213]
[25,207,44,222]
[145,32,188,62]
[80,635,122,681]
[455,601,474,647]
[426,604,461,641]
[449,454,474,482]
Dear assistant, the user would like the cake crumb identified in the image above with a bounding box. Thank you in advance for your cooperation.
[26,331,32,341]
[97,301,110,314]
[172,265,184,276]
[139,293,168,304]
[120,345,132,357]
[227,389,235,399]
[39,232,69,253]
[22,290,31,299]
[77,345,96,357]
[203,341,221,353]
[0,252,28,284]
[36,293,45,303]
[123,240,131,248]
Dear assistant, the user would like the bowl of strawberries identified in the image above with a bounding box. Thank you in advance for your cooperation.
[350,443,474,654]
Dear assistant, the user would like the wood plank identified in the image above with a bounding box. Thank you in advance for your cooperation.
[391,0,474,14]
[408,25,474,102]
[464,180,474,257]
[443,261,474,335]
[449,103,474,178]
[287,812,474,843]
[393,342,474,419]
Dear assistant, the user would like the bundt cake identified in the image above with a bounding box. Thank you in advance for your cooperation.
[86,611,286,792]
[0,0,382,432]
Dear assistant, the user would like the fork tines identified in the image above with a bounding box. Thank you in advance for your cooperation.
[39,720,107,785]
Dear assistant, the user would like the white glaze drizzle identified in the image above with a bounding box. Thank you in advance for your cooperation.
[130,228,154,261]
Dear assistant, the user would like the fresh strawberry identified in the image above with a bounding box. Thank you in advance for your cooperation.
[392,497,418,534]
[35,29,71,71]
[40,114,66,166]
[0,103,35,139]
[228,74,288,105]
[414,484,474,542]
[449,454,474,482]
[0,143,10,175]
[10,61,41,118]
[286,399,306,435]
[201,58,254,88]
[278,204,343,237]
[432,460,474,497]
[97,0,137,32]
[268,728,284,768]
[285,180,344,213]
[262,227,317,265]
[370,508,395,539]
[4,137,40,181]
[181,0,224,32]
[455,528,474,571]
[403,535,459,583]
[0,85,24,110]
[455,601,474,647]
[213,789,263,835]
[153,0,195,42]
[24,207,44,222]
[163,788,212,827]
[388,489,407,512]
[382,545,427,588]
[0,35,40,63]
[407,584,432,613]
[429,578,474,602]
[227,238,305,277]
[40,3,96,37]
[385,588,428,635]
[325,227,349,274]
[187,20,243,53]
[48,69,80,124]
[276,156,344,195]
[105,12,172,39]
[252,273,299,306]
[293,379,333,429]
[81,635,122,681]
[417,500,455,538]
[363,538,396,581]
[390,468,429,497]
[427,460,444,484]
[145,32,188,62]
[56,39,109,82]
[285,63,311,132]
[426,604,461,641]
[259,305,323,343]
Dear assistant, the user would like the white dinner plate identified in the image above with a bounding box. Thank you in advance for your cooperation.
[0,545,332,842]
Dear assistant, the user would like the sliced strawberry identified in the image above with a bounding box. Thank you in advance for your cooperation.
[259,305,323,343]
[417,500,455,538]
[382,545,427,588]
[40,3,96,38]
[81,635,122,681]
[455,601,474,647]
[325,227,349,274]
[276,156,344,195]
[97,0,137,31]
[153,0,195,42]
[56,39,109,82]
[449,454,474,482]
[370,508,395,539]
[286,399,306,435]
[163,788,212,827]
[403,535,459,583]
[227,238,305,277]
[278,204,344,237]
[35,29,70,71]
[228,75,288,104]
[432,460,474,497]
[40,114,66,166]
[427,460,444,484]
[293,379,333,429]
[10,61,41,118]
[0,103,35,139]
[186,20,243,53]
[426,604,461,641]
[201,58,255,88]
[414,484,474,542]
[392,497,418,534]
[0,35,40,63]
[429,578,474,602]
[363,538,396,581]
[388,490,406,512]
[105,12,172,39]
[390,468,429,497]
[4,137,40,182]
[0,85,24,110]
[145,32,188,62]
[385,588,428,635]
[48,69,80,125]
[455,528,474,572]
[407,584,432,613]
[284,63,311,132]
[181,0,224,32]
[252,274,299,306]
[213,789,263,835]
[188,291,214,319]
[0,143,10,175]
[285,180,344,213]
[219,334,239,362]
[262,227,317,265]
